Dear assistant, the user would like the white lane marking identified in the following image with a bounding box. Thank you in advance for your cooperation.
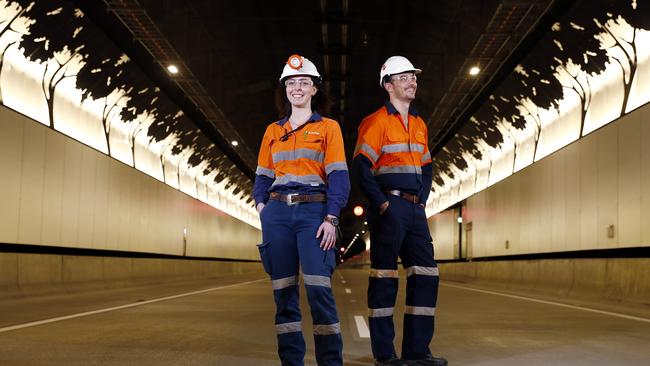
[354,315,370,338]
[0,278,266,333]
[441,283,650,323]
[345,288,352,294]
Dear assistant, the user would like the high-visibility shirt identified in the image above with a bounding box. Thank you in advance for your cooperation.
[352,102,433,206]
[253,112,350,217]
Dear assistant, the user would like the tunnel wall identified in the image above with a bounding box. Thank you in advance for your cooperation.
[437,258,650,315]
[430,100,650,259]
[0,106,261,260]
[0,251,265,299]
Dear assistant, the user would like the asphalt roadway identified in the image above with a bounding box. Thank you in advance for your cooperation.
[1,267,649,365]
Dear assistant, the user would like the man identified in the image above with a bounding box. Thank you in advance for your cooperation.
[352,56,447,366]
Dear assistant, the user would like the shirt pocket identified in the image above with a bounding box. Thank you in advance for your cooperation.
[303,132,324,146]
[301,133,326,161]
[412,129,428,155]
[385,127,407,144]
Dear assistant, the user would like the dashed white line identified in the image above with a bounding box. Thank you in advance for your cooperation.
[441,283,650,323]
[0,278,265,333]
[345,288,352,294]
[354,315,370,338]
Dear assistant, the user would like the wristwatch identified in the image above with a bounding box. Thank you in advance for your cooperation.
[324,216,339,226]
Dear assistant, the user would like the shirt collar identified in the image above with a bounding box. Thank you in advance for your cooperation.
[276,111,323,125]
[385,101,419,117]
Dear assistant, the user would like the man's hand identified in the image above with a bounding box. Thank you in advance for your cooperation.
[379,201,390,215]
[316,215,337,250]
[256,202,265,215]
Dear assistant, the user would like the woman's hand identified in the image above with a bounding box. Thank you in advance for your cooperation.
[256,202,265,215]
[316,219,337,250]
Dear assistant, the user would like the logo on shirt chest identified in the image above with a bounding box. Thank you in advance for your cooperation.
[303,131,321,141]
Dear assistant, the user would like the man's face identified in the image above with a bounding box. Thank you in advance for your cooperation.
[387,72,417,102]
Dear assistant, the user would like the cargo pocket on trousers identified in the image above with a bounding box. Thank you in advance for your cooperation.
[257,242,272,275]
[370,211,400,266]
[378,209,399,244]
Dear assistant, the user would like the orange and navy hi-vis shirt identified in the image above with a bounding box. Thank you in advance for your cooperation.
[352,102,433,207]
[252,112,350,217]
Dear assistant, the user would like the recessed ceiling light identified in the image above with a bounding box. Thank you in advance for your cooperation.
[231,140,239,146]
[469,66,480,76]
[167,64,179,74]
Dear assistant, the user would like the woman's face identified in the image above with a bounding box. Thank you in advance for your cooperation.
[284,76,317,108]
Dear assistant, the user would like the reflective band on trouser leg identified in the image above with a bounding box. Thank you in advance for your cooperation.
[263,196,305,365]
[404,306,436,316]
[403,266,439,360]
[369,307,394,318]
[368,271,399,360]
[370,269,399,278]
[272,275,299,290]
[405,266,439,277]
[312,322,342,365]
[303,274,331,288]
[276,321,302,334]
[274,281,305,365]
[313,322,341,335]
[305,282,342,366]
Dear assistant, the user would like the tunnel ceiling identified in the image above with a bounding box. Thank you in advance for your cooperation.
[81,0,554,177]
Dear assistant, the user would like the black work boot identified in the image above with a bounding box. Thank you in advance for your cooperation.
[375,356,408,366]
[402,354,448,365]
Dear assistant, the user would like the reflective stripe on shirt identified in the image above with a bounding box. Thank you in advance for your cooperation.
[355,143,380,163]
[325,162,349,174]
[373,165,422,175]
[256,166,275,178]
[271,174,325,186]
[272,148,324,165]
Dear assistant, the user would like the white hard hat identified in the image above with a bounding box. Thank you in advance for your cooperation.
[379,56,422,87]
[279,54,322,84]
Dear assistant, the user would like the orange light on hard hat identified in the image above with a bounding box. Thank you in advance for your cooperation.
[353,205,364,216]
[287,54,303,70]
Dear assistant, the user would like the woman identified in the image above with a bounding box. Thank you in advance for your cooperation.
[252,54,350,366]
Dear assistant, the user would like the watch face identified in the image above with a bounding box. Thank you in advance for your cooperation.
[331,217,339,226]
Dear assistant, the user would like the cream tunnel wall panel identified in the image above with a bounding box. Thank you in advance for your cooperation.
[0,106,261,260]
[430,102,650,260]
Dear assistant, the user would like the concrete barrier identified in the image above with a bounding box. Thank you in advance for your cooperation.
[438,258,650,316]
[0,252,265,299]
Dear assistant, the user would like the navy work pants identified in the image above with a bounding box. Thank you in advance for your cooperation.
[258,200,342,366]
[366,194,440,360]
